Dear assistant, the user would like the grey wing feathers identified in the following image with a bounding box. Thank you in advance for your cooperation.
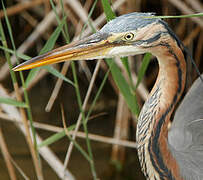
[168,74,203,180]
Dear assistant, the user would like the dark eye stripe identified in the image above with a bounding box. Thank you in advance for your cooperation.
[133,31,168,46]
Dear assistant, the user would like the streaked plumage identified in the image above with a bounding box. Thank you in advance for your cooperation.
[13,13,203,180]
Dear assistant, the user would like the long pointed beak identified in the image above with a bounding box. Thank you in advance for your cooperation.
[13,32,117,71]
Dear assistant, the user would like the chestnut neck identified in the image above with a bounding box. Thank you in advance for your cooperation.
[136,37,186,180]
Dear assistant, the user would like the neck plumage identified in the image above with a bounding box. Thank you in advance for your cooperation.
[136,37,186,180]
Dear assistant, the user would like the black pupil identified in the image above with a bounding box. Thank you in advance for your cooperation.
[126,34,132,39]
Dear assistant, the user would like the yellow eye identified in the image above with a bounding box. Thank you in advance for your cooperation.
[124,32,134,41]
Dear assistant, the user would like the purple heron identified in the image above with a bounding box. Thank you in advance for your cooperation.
[13,13,203,180]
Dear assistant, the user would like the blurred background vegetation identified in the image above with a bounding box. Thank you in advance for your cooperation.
[0,0,202,179]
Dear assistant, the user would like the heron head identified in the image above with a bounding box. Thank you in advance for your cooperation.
[13,12,168,71]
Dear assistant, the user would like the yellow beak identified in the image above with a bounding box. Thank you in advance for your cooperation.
[13,32,118,71]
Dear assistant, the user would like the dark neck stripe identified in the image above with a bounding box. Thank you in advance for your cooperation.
[148,42,183,179]
[159,20,188,63]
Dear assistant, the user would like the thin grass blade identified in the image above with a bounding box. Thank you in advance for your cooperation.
[37,128,72,148]
[44,66,74,86]
[135,53,151,89]
[121,57,132,80]
[147,13,203,19]
[106,59,140,116]
[0,46,30,60]
[40,18,66,55]
[38,125,92,163]
[101,0,116,21]
[102,1,140,116]
[0,97,28,108]
[25,18,66,88]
